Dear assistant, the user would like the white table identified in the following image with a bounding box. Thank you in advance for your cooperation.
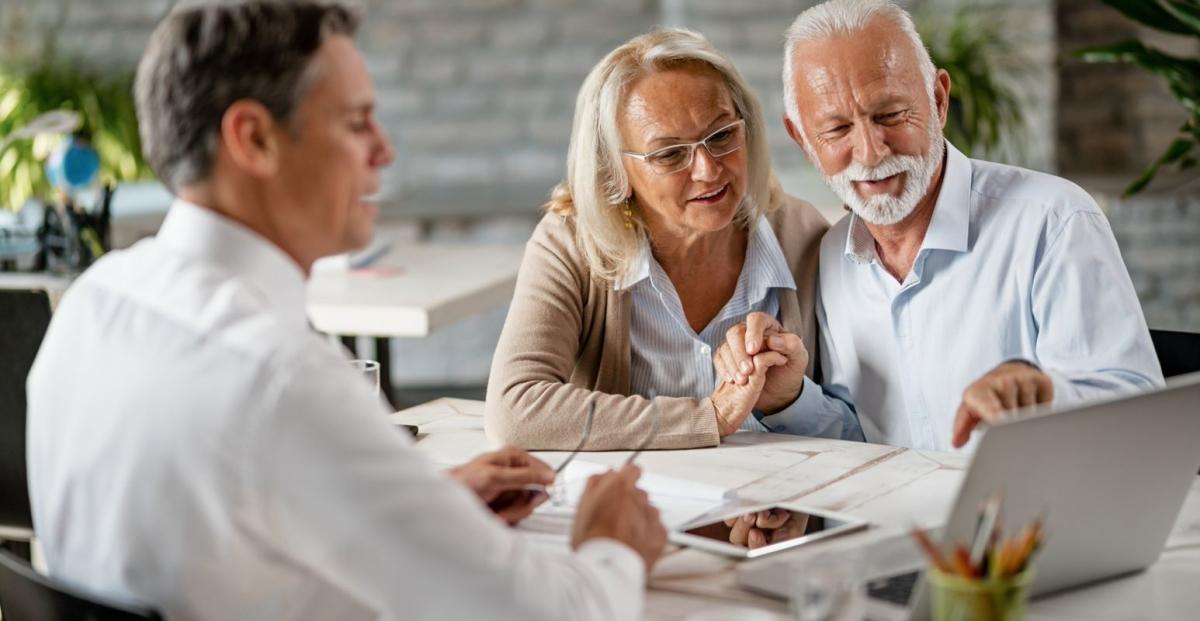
[2,242,524,334]
[307,241,523,402]
[306,242,524,337]
[392,398,1200,620]
[3,239,526,404]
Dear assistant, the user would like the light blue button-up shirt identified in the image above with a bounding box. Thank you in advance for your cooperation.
[786,142,1164,451]
[622,216,859,438]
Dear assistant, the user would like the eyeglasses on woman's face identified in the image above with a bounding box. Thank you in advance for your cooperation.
[622,119,746,175]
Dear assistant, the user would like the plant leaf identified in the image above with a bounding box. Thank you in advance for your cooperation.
[1099,0,1195,35]
[1077,40,1200,113]
[1159,0,1200,36]
[1125,135,1196,196]
[920,6,1026,159]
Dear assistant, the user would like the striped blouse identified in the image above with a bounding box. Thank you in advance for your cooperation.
[620,216,793,433]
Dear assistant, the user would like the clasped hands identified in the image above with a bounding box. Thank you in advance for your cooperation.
[711,312,1056,447]
[709,312,810,436]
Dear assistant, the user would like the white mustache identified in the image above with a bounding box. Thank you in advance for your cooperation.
[835,156,916,184]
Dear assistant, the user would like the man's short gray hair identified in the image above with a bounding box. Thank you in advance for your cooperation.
[134,1,360,190]
[781,0,935,134]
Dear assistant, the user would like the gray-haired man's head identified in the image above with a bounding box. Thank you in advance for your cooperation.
[780,0,949,227]
[134,1,359,190]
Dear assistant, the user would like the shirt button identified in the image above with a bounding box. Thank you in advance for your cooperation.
[700,345,711,355]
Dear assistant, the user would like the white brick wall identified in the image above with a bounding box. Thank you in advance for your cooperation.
[1096,187,1200,332]
[3,0,1057,217]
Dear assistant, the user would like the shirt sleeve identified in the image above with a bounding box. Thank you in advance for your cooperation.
[756,376,865,440]
[1030,210,1165,405]
[245,351,645,621]
[756,285,865,440]
[484,218,720,450]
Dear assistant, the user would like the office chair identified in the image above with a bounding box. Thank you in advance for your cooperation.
[1149,329,1200,474]
[1149,329,1200,379]
[0,289,53,557]
[0,548,162,621]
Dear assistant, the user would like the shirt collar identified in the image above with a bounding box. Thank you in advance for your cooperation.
[843,140,972,264]
[843,212,878,264]
[615,240,651,291]
[155,199,309,330]
[921,141,971,253]
[613,216,796,295]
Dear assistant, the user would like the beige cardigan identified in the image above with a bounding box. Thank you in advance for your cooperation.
[484,195,830,450]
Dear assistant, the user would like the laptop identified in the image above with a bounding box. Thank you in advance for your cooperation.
[737,372,1200,619]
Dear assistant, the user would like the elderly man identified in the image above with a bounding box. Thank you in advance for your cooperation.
[716,0,1163,451]
[26,2,664,620]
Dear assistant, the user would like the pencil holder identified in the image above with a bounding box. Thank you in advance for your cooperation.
[928,567,1034,621]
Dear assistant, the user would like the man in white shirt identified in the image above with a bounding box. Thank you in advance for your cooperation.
[714,0,1163,452]
[26,2,665,620]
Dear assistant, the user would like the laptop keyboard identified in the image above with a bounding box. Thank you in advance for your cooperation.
[867,570,921,606]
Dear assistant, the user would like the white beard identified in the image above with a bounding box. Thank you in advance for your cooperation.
[822,122,945,226]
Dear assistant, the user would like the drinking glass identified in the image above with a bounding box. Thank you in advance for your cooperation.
[349,359,381,398]
[789,548,867,621]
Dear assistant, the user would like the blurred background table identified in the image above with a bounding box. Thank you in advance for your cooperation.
[1,234,527,408]
[308,242,524,404]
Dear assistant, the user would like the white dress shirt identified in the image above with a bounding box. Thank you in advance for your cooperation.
[623,216,862,439]
[792,142,1164,451]
[26,200,643,621]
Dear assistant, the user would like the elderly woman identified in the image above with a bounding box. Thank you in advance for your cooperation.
[485,29,862,450]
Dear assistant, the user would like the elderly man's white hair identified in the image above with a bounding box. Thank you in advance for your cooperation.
[781,0,937,137]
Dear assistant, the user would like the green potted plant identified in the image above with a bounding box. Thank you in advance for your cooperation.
[0,53,153,212]
[1077,0,1200,196]
[919,6,1029,161]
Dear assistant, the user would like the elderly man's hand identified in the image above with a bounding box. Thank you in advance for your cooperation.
[952,362,1054,448]
[713,312,809,415]
[449,447,554,525]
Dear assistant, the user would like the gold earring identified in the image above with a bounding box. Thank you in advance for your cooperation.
[622,198,635,229]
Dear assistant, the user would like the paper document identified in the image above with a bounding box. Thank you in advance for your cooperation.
[560,460,737,504]
[517,460,739,543]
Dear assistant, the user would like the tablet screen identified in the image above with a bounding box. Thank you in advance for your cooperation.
[683,507,854,550]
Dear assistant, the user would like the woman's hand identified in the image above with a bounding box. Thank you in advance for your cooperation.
[714,312,809,415]
[710,351,778,436]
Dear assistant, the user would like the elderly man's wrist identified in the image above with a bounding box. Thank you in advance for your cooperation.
[760,383,804,416]
[999,358,1040,372]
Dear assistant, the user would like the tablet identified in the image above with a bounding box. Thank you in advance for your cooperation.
[670,504,868,559]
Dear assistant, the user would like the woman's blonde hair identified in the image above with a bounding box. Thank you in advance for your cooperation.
[545,28,780,284]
